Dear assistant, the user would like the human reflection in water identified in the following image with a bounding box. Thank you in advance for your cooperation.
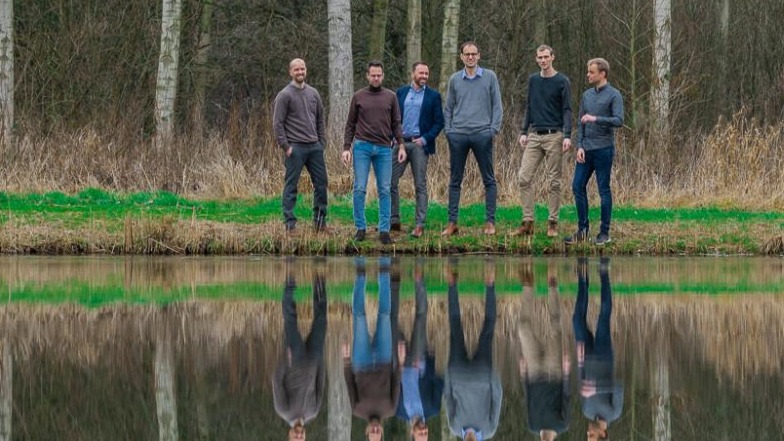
[342,257,406,441]
[272,260,328,441]
[444,260,502,441]
[573,257,624,440]
[392,258,443,441]
[518,262,571,441]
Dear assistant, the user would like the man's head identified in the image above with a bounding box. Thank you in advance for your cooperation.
[459,41,481,69]
[288,421,306,441]
[410,416,429,441]
[540,428,557,441]
[411,62,430,89]
[464,430,478,441]
[587,420,609,440]
[289,58,307,85]
[535,45,555,72]
[586,58,610,86]
[366,418,384,441]
[366,60,385,88]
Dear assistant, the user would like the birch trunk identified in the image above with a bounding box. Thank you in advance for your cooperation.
[438,0,461,95]
[653,354,671,441]
[369,0,389,62]
[190,0,213,133]
[327,0,354,148]
[652,0,671,136]
[0,339,11,441]
[0,0,13,150]
[327,324,351,441]
[718,0,730,112]
[155,0,184,148]
[406,0,422,69]
[155,331,179,441]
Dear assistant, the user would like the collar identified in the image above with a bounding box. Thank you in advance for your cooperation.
[594,82,609,92]
[410,83,427,93]
[462,428,483,441]
[461,66,484,79]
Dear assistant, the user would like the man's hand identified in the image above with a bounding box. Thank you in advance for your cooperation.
[518,134,528,148]
[580,380,597,398]
[341,150,352,167]
[562,138,572,152]
[286,146,293,157]
[397,146,407,163]
[581,114,598,124]
[342,342,351,364]
[398,341,407,365]
[576,342,585,366]
[576,148,586,164]
[413,137,424,147]
[519,356,528,377]
[562,351,571,374]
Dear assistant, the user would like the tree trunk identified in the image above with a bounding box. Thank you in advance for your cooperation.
[0,0,13,150]
[406,0,422,69]
[327,0,354,149]
[155,330,179,441]
[0,339,11,441]
[369,0,389,63]
[718,0,730,113]
[653,354,671,441]
[154,0,184,149]
[327,323,351,440]
[651,0,671,137]
[534,0,548,44]
[439,0,461,95]
[190,0,213,134]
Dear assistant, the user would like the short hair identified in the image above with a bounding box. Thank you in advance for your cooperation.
[460,41,480,54]
[536,45,554,56]
[588,58,610,77]
[411,61,428,72]
[367,60,384,73]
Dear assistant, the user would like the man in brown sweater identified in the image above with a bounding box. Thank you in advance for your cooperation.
[342,61,407,245]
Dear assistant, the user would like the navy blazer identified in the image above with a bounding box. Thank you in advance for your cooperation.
[396,85,445,155]
[395,354,445,421]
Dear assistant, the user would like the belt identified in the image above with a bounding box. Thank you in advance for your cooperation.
[403,137,416,142]
[534,129,560,135]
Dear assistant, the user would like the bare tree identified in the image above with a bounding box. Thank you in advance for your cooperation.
[0,339,11,441]
[652,353,671,441]
[369,0,390,63]
[327,325,351,440]
[155,0,184,148]
[328,0,354,148]
[439,0,461,94]
[406,0,422,69]
[0,0,13,150]
[155,330,179,441]
[652,0,671,137]
[190,0,213,133]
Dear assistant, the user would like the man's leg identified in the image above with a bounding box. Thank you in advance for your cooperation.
[283,273,306,359]
[519,135,545,222]
[447,277,468,365]
[282,144,306,230]
[304,143,329,229]
[571,158,595,234]
[593,147,615,236]
[352,141,373,231]
[446,134,471,224]
[352,259,372,369]
[473,132,497,224]
[306,272,328,360]
[594,259,614,359]
[543,134,565,222]
[408,143,430,228]
[373,257,393,364]
[572,258,594,352]
[409,269,428,365]
[390,144,410,226]
[373,145,394,233]
[474,282,497,365]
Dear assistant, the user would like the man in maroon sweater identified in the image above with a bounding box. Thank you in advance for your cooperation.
[342,61,407,245]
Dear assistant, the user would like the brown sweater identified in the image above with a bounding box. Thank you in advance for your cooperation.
[343,86,404,151]
[344,364,401,421]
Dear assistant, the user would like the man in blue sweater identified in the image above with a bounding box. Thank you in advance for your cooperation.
[391,62,445,238]
[442,41,503,237]
[565,58,624,245]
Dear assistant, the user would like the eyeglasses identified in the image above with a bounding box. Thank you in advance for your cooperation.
[462,52,479,57]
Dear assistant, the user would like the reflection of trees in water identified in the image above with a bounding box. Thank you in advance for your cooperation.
[1,295,784,438]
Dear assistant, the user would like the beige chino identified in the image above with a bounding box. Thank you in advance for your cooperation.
[519,132,564,222]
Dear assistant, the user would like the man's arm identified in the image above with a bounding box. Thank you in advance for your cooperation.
[597,89,624,127]
[561,77,573,138]
[390,93,405,146]
[315,91,326,146]
[576,94,586,148]
[520,77,533,135]
[422,90,445,147]
[489,72,503,135]
[343,94,359,151]
[443,76,455,133]
[272,92,290,151]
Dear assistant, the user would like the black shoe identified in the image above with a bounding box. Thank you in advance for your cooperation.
[563,230,588,244]
[380,232,393,245]
[390,222,402,232]
[354,229,366,241]
[595,233,612,245]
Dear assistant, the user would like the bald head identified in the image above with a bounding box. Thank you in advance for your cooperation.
[289,58,307,86]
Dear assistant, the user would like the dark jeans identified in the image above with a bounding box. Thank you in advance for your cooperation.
[572,266,613,360]
[446,131,497,224]
[572,146,614,235]
[392,264,428,366]
[283,274,327,361]
[448,281,496,368]
[391,142,429,228]
[282,142,328,229]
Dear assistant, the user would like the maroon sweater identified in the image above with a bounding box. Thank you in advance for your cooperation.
[343,86,405,151]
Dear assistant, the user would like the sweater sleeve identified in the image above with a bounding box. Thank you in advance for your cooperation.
[561,77,573,138]
[490,73,503,135]
[343,94,359,151]
[272,91,290,151]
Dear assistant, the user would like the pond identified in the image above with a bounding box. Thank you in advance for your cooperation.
[1,255,783,440]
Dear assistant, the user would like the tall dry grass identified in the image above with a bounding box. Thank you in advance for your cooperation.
[1,110,783,210]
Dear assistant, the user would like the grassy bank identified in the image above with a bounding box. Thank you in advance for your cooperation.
[1,189,782,255]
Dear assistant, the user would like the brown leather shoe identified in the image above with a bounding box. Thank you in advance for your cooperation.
[483,222,496,235]
[510,220,534,236]
[410,226,424,238]
[441,222,459,237]
[546,220,558,238]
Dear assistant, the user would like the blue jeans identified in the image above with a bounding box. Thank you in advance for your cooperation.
[446,131,497,224]
[352,140,393,232]
[352,261,392,370]
[572,146,614,235]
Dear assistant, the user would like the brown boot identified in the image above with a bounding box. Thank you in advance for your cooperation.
[511,220,534,236]
[483,222,496,235]
[546,220,558,238]
[441,222,459,237]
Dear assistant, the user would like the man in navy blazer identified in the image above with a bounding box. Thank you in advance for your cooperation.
[391,62,445,238]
